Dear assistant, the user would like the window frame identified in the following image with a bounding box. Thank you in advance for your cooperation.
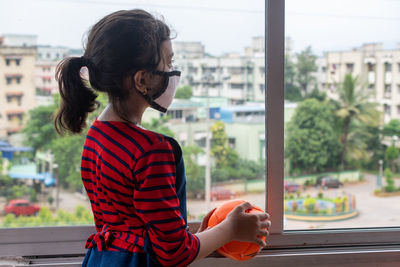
[1,0,400,260]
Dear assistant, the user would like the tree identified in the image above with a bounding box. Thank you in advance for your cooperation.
[385,146,399,171]
[284,55,302,102]
[285,98,342,174]
[296,46,318,96]
[182,145,204,197]
[382,119,400,137]
[142,116,175,137]
[335,74,380,169]
[51,133,86,190]
[175,85,192,99]
[22,99,58,152]
[210,121,239,169]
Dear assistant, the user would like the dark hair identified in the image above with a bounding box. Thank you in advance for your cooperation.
[55,9,171,134]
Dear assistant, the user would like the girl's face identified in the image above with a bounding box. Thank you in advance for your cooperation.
[159,39,174,72]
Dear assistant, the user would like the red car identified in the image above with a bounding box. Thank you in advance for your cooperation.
[211,186,235,201]
[4,199,40,216]
[284,180,301,193]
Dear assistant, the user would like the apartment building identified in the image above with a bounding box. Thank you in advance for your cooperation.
[0,44,36,138]
[321,43,400,123]
[173,37,266,104]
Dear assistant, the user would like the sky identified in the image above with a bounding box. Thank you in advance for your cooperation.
[0,0,399,56]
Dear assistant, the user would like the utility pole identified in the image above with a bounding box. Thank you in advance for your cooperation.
[204,73,212,211]
[53,163,60,211]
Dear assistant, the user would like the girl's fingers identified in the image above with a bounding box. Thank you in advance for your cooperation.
[257,229,269,237]
[197,208,216,233]
[260,221,271,229]
[256,212,270,221]
[255,237,267,247]
[234,201,253,213]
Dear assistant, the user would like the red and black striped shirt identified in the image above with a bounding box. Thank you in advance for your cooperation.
[81,119,200,266]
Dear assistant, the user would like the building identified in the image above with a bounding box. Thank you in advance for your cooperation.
[173,37,265,104]
[0,34,37,47]
[37,46,69,62]
[0,42,37,138]
[35,60,59,106]
[320,43,400,123]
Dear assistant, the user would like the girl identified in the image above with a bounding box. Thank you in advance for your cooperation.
[55,9,270,267]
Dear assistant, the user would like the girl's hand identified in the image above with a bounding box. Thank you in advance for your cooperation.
[225,201,271,247]
[197,208,216,233]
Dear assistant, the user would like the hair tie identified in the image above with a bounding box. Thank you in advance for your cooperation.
[80,56,92,68]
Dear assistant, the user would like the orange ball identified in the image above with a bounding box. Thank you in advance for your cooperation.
[207,199,267,261]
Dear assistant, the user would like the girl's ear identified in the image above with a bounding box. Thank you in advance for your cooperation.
[132,70,149,95]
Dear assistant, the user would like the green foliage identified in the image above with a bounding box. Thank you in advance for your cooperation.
[304,198,317,213]
[296,46,318,95]
[382,119,400,137]
[1,205,93,228]
[51,133,86,190]
[142,116,175,137]
[22,101,58,152]
[385,146,399,162]
[210,121,239,169]
[48,196,54,205]
[182,145,205,196]
[384,168,396,192]
[285,99,342,174]
[284,55,302,102]
[6,184,31,201]
[335,74,380,168]
[175,85,193,99]
[305,88,327,102]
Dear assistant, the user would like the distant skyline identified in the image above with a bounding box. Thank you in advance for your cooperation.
[1,0,399,56]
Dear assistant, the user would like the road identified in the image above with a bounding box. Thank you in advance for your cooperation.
[1,173,399,230]
[187,173,400,230]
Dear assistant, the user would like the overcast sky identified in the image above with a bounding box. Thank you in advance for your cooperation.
[0,0,399,56]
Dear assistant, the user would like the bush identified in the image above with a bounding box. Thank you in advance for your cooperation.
[317,192,324,199]
[304,198,317,213]
[48,196,54,205]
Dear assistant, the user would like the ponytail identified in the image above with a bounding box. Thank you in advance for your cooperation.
[54,57,99,135]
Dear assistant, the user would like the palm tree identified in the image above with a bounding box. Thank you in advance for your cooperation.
[335,74,380,168]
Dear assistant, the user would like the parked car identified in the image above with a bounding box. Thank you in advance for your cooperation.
[284,180,301,193]
[4,199,40,216]
[211,186,235,201]
[315,176,343,189]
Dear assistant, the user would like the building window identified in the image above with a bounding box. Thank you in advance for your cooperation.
[231,83,244,89]
[397,105,400,115]
[228,137,236,149]
[385,62,392,72]
[321,66,326,72]
[384,84,392,99]
[15,59,20,66]
[384,104,391,115]
[398,63,400,72]
[368,84,375,90]
[16,77,21,84]
[398,84,400,95]
[346,63,354,73]
[6,77,12,84]
[5,59,10,66]
[367,63,375,72]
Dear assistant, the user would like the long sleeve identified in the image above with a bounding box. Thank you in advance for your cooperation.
[133,140,200,267]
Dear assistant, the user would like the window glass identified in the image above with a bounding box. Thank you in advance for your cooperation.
[284,0,400,230]
[0,0,265,228]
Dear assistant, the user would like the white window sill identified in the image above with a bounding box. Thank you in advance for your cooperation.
[1,245,399,267]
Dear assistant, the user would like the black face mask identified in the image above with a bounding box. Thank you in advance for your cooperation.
[139,70,181,113]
